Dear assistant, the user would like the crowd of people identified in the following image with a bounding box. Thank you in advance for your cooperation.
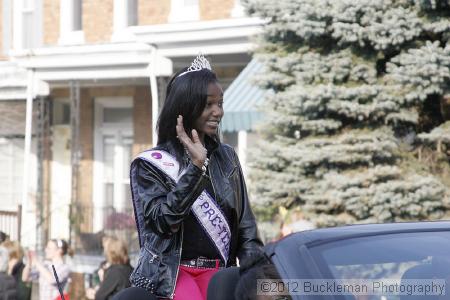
[0,231,132,300]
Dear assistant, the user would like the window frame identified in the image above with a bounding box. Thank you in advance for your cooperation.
[58,0,84,45]
[169,0,200,23]
[92,97,134,232]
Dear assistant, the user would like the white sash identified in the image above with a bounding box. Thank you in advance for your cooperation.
[136,150,231,264]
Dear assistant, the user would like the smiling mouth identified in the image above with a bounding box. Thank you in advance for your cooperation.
[207,121,220,126]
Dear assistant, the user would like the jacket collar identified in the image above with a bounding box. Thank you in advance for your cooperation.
[204,134,219,155]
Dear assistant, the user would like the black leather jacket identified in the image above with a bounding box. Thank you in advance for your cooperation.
[129,137,263,298]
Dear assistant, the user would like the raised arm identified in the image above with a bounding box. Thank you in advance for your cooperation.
[137,159,208,237]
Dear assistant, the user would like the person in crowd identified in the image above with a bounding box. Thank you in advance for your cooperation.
[0,231,9,273]
[278,209,315,239]
[3,241,31,300]
[22,239,71,300]
[0,233,16,300]
[128,54,263,300]
[0,231,17,300]
[86,237,132,300]
[96,236,116,285]
[0,271,17,300]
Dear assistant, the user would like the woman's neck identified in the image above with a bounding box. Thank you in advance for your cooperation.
[52,256,64,264]
[198,132,205,145]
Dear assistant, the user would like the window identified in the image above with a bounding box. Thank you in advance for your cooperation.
[102,134,133,213]
[52,100,71,125]
[2,0,12,55]
[22,11,34,49]
[112,0,137,40]
[312,232,450,280]
[169,0,199,22]
[59,0,84,45]
[72,0,82,31]
[126,0,137,26]
[103,107,133,123]
[93,98,134,233]
[8,0,42,50]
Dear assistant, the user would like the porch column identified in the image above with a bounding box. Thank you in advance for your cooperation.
[149,49,159,146]
[69,81,80,247]
[36,96,52,250]
[21,69,35,247]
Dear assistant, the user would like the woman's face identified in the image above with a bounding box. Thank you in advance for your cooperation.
[45,240,61,260]
[194,81,224,138]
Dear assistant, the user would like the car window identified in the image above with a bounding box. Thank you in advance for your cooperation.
[309,231,450,300]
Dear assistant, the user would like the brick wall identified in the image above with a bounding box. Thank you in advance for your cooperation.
[40,0,239,46]
[200,0,234,20]
[43,0,60,46]
[0,100,28,136]
[139,0,170,25]
[83,0,113,43]
[50,88,69,98]
[133,85,153,156]
[89,86,135,98]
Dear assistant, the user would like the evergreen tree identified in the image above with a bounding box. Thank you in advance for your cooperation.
[244,0,450,227]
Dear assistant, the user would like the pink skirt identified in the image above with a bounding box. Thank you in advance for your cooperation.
[172,265,220,300]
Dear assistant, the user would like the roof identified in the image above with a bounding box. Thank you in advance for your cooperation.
[11,43,173,82]
[0,62,49,100]
[221,58,266,132]
[132,17,265,57]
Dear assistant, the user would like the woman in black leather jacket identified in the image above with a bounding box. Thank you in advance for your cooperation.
[128,55,263,299]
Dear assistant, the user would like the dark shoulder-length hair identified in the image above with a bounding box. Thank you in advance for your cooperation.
[157,67,220,166]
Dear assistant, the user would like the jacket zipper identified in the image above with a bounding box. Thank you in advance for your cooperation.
[170,223,183,299]
[208,167,218,207]
[146,248,158,263]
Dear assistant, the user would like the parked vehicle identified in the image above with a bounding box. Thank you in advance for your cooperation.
[209,221,450,300]
[265,221,450,300]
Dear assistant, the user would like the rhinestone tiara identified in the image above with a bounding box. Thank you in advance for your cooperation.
[177,54,212,77]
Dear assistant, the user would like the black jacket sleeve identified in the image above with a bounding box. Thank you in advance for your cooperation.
[136,160,208,237]
[231,150,264,263]
[94,269,118,300]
